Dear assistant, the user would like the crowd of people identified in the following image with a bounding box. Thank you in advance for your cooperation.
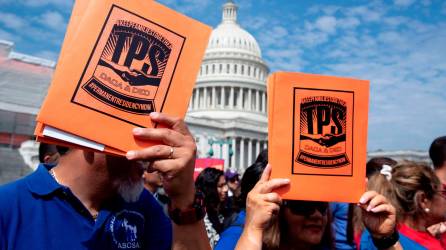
[1,114,446,250]
[193,136,446,250]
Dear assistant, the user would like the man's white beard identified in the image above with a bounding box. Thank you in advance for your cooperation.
[117,178,145,203]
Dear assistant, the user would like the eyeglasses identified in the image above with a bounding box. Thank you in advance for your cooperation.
[283,200,328,216]
[228,178,239,183]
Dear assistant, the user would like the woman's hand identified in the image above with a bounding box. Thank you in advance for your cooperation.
[236,164,289,250]
[359,191,396,238]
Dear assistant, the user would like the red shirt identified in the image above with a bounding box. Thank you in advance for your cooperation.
[399,223,444,250]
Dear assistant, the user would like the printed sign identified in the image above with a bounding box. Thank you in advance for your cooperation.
[35,0,211,156]
[72,5,185,126]
[293,88,354,176]
[268,72,369,203]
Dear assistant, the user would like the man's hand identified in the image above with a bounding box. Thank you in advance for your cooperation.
[359,191,397,238]
[126,112,196,209]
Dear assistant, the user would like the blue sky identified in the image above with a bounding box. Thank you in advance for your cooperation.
[0,0,445,151]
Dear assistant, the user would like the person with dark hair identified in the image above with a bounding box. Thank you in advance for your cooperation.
[225,169,241,198]
[235,165,398,250]
[215,158,267,250]
[195,167,231,248]
[360,162,446,249]
[254,148,268,166]
[143,171,169,213]
[428,136,446,243]
[38,142,60,164]
[430,136,446,184]
[0,113,211,250]
[366,157,398,179]
[339,157,399,249]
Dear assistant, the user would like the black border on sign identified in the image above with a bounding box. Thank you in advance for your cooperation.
[70,4,186,128]
[291,87,355,177]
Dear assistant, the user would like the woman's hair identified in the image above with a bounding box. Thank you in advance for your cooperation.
[353,157,398,235]
[366,157,398,178]
[367,162,441,221]
[195,167,226,232]
[239,159,268,209]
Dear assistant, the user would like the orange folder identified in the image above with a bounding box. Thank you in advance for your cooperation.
[268,72,369,203]
[35,0,211,156]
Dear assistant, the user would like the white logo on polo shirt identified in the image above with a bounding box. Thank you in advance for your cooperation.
[110,210,145,249]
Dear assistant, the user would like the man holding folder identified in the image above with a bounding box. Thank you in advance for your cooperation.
[0,112,210,250]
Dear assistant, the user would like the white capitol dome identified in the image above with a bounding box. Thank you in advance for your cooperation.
[206,2,262,59]
[186,0,269,172]
[188,0,269,122]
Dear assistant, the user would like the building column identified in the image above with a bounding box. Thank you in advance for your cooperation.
[212,87,216,108]
[220,87,225,108]
[199,88,203,109]
[239,138,245,170]
[230,87,234,109]
[223,142,229,169]
[255,90,260,112]
[248,138,253,166]
[238,88,243,109]
[203,87,208,109]
[231,137,236,169]
[262,91,266,113]
[256,139,260,157]
[248,88,252,111]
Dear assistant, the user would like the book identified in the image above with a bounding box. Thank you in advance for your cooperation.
[268,72,369,203]
[35,0,211,156]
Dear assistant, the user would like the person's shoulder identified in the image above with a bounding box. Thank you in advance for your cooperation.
[138,189,163,209]
[0,176,29,201]
[359,229,377,250]
[136,189,170,222]
[398,233,428,250]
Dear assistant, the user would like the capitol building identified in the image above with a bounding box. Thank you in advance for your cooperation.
[186,0,269,173]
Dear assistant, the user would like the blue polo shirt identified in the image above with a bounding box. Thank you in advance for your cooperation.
[0,164,172,250]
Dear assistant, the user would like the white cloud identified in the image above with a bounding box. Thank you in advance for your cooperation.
[38,11,66,31]
[159,0,212,14]
[345,4,387,22]
[337,17,360,29]
[315,16,337,34]
[0,12,27,30]
[382,16,408,27]
[21,0,73,9]
[394,0,416,7]
[265,48,304,72]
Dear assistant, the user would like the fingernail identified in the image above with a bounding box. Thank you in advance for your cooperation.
[282,179,290,184]
[150,112,159,119]
[359,196,366,204]
[126,151,136,160]
[133,128,143,135]
[366,205,372,212]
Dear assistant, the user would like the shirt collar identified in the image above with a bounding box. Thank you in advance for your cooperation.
[26,163,63,196]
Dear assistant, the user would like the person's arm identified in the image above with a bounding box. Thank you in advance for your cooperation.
[235,165,289,250]
[126,112,210,250]
[358,191,402,250]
